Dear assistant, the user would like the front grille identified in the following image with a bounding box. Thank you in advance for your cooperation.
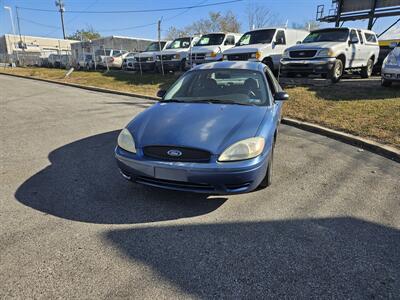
[136,176,213,191]
[227,53,251,61]
[289,50,317,58]
[143,146,211,163]
[191,53,206,60]
[160,54,174,60]
[135,56,151,62]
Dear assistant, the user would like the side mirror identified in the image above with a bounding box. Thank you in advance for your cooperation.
[157,89,166,98]
[274,91,289,101]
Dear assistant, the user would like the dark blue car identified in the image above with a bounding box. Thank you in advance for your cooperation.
[115,61,288,194]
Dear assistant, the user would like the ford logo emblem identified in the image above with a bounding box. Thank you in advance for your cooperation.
[299,52,305,56]
[167,149,182,157]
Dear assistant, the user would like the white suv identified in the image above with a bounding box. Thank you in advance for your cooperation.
[281,28,380,83]
[223,28,308,73]
[188,32,242,67]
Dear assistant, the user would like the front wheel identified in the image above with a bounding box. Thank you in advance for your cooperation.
[361,58,373,78]
[329,59,344,83]
[258,144,274,189]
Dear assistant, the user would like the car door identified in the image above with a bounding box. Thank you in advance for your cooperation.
[264,67,282,125]
[271,30,286,68]
[348,29,361,68]
[357,30,368,66]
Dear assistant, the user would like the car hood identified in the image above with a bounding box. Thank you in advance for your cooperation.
[191,45,222,54]
[287,42,341,51]
[223,44,267,54]
[136,51,157,58]
[159,49,188,55]
[127,102,268,154]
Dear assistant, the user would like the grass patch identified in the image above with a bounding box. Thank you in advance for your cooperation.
[1,67,399,148]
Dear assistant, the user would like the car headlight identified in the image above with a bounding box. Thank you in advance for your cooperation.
[223,55,228,60]
[172,54,180,60]
[282,50,289,59]
[318,49,334,57]
[385,53,398,66]
[218,137,265,162]
[117,128,136,153]
[250,51,262,59]
[156,55,161,61]
[208,51,217,58]
[147,57,153,61]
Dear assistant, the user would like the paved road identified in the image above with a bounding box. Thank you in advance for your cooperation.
[1,75,399,299]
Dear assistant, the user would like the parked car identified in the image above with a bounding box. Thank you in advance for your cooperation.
[76,54,94,70]
[155,36,200,72]
[280,27,380,82]
[374,38,400,74]
[115,61,288,194]
[95,49,128,69]
[188,32,242,67]
[134,41,171,72]
[223,28,308,73]
[48,54,71,68]
[381,42,400,87]
[106,51,130,69]
[122,52,138,70]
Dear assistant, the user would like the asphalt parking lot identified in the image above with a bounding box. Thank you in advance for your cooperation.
[1,74,399,299]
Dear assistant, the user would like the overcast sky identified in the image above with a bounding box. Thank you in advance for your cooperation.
[0,0,399,39]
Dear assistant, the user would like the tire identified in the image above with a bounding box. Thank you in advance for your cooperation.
[76,64,81,70]
[381,78,392,87]
[180,59,186,72]
[258,143,274,189]
[361,58,373,78]
[329,59,344,83]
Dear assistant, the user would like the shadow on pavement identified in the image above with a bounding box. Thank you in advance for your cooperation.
[104,217,400,298]
[15,130,226,224]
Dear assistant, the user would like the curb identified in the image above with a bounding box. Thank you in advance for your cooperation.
[281,118,400,163]
[0,72,159,101]
[1,71,398,162]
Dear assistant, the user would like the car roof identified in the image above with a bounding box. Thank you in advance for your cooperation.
[191,61,265,72]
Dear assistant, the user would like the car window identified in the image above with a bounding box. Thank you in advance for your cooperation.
[164,69,270,106]
[264,68,278,95]
[350,30,359,43]
[196,34,226,46]
[275,30,286,45]
[167,37,191,49]
[364,33,377,43]
[224,35,235,45]
[145,42,165,52]
[357,30,364,44]
[303,29,349,43]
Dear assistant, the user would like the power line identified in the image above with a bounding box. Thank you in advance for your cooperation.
[17,0,243,14]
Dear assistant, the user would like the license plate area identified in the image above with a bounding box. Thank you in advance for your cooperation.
[154,167,187,182]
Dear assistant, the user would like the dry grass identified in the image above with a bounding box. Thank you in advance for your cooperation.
[1,67,399,148]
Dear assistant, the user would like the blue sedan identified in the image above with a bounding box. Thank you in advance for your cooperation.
[115,61,289,194]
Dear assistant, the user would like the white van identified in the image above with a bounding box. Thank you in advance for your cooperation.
[223,28,308,73]
[189,32,242,67]
[134,41,171,72]
[155,36,200,72]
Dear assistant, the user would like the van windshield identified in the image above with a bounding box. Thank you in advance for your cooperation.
[167,37,191,49]
[303,29,349,43]
[237,29,276,46]
[95,49,111,56]
[195,34,225,46]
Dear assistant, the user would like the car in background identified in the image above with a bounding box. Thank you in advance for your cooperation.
[122,52,138,70]
[48,54,71,69]
[280,27,380,82]
[115,61,289,194]
[374,38,400,74]
[76,54,94,70]
[106,51,130,69]
[155,36,200,72]
[95,49,128,69]
[381,42,400,87]
[223,28,308,73]
[188,32,242,67]
[134,41,171,72]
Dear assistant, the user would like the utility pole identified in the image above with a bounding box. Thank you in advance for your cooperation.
[158,19,164,75]
[3,6,19,65]
[55,0,66,39]
[15,6,25,65]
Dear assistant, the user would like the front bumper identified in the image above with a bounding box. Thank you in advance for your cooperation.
[156,60,181,71]
[134,61,155,71]
[381,65,400,81]
[115,146,268,194]
[280,57,336,74]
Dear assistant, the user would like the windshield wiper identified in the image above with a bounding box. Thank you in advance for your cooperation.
[190,99,255,106]
[159,99,186,103]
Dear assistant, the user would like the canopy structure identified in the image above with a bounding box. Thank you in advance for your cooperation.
[316,0,400,31]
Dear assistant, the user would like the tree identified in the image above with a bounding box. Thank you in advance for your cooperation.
[246,1,280,30]
[66,27,101,41]
[165,11,241,39]
[292,20,321,31]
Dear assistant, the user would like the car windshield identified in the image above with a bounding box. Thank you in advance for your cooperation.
[163,69,270,106]
[303,29,349,43]
[237,29,276,46]
[167,37,191,49]
[195,34,225,46]
[95,49,111,56]
[145,42,166,52]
